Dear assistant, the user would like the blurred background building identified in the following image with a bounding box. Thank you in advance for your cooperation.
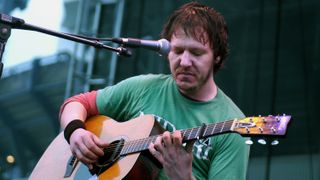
[0,0,319,179]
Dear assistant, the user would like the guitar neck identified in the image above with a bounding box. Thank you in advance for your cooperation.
[120,120,235,156]
[119,114,291,155]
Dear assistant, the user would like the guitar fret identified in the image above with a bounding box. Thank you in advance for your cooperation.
[121,134,173,155]
[129,141,135,152]
[125,143,131,153]
[128,140,139,153]
[191,128,198,140]
[135,140,139,152]
[193,127,199,139]
[127,141,134,153]
[224,120,233,132]
[227,120,233,131]
[144,136,155,150]
[124,142,130,154]
[186,129,192,140]
[121,142,129,155]
[203,125,208,137]
[136,138,146,152]
[185,128,193,141]
[143,137,150,150]
[121,143,127,154]
[182,130,187,141]
[210,123,217,134]
[141,139,147,151]
[139,139,146,151]
[194,127,200,138]
[134,139,141,152]
[220,121,225,132]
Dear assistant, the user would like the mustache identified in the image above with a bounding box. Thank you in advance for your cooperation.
[175,68,195,75]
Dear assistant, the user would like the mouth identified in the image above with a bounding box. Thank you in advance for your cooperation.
[176,71,195,80]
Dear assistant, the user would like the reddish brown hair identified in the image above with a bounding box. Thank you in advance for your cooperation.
[161,2,229,73]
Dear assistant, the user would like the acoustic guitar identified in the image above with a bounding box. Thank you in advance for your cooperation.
[29,114,291,180]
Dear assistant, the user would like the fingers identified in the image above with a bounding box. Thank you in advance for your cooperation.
[162,131,182,147]
[170,131,194,153]
[70,129,108,166]
[148,142,164,164]
[172,131,182,147]
[82,135,103,158]
[73,146,95,165]
[93,135,109,148]
[148,131,184,161]
[161,131,172,147]
[152,131,183,150]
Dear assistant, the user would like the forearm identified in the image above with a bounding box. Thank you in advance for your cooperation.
[59,90,99,128]
[60,101,88,128]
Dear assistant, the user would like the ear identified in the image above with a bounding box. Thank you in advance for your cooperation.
[215,56,221,63]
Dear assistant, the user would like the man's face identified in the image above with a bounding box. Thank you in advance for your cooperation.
[168,28,215,94]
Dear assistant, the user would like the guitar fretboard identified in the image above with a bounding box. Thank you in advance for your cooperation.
[120,120,235,156]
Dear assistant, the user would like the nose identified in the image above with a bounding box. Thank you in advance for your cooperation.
[180,51,192,67]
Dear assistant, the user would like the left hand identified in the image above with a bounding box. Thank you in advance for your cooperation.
[148,131,195,180]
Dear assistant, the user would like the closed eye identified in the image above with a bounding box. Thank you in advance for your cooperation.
[190,49,206,56]
[172,47,184,55]
[172,46,207,56]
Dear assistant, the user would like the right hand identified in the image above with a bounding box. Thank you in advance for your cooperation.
[69,128,109,169]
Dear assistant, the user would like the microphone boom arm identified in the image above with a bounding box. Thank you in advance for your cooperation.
[15,22,127,54]
[0,13,131,78]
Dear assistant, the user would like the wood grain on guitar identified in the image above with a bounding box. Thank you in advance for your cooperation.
[29,114,291,180]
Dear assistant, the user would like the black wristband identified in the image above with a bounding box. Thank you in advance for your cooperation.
[64,119,85,144]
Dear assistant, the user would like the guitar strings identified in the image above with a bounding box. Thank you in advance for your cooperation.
[94,117,269,154]
[90,117,276,174]
[98,120,235,154]
[103,121,235,153]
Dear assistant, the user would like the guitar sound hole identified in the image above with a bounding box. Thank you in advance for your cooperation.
[96,153,113,167]
[95,139,124,168]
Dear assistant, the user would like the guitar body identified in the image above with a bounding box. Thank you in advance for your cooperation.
[30,115,161,180]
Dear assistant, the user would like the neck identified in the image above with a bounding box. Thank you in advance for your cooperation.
[181,79,217,102]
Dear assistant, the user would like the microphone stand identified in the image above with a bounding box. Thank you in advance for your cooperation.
[0,15,12,79]
[0,13,131,79]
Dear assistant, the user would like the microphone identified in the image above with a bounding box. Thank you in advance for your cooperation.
[111,38,170,56]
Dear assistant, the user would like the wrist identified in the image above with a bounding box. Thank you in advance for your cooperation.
[63,119,85,144]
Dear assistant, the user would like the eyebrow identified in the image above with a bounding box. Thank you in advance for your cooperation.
[172,44,207,52]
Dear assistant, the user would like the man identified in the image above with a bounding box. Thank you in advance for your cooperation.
[60,2,250,179]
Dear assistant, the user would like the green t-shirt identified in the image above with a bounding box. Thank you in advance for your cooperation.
[97,74,250,180]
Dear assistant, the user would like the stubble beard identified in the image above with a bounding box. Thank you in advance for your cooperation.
[175,69,213,95]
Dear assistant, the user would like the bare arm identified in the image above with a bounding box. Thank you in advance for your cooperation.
[60,101,88,128]
[59,92,108,169]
